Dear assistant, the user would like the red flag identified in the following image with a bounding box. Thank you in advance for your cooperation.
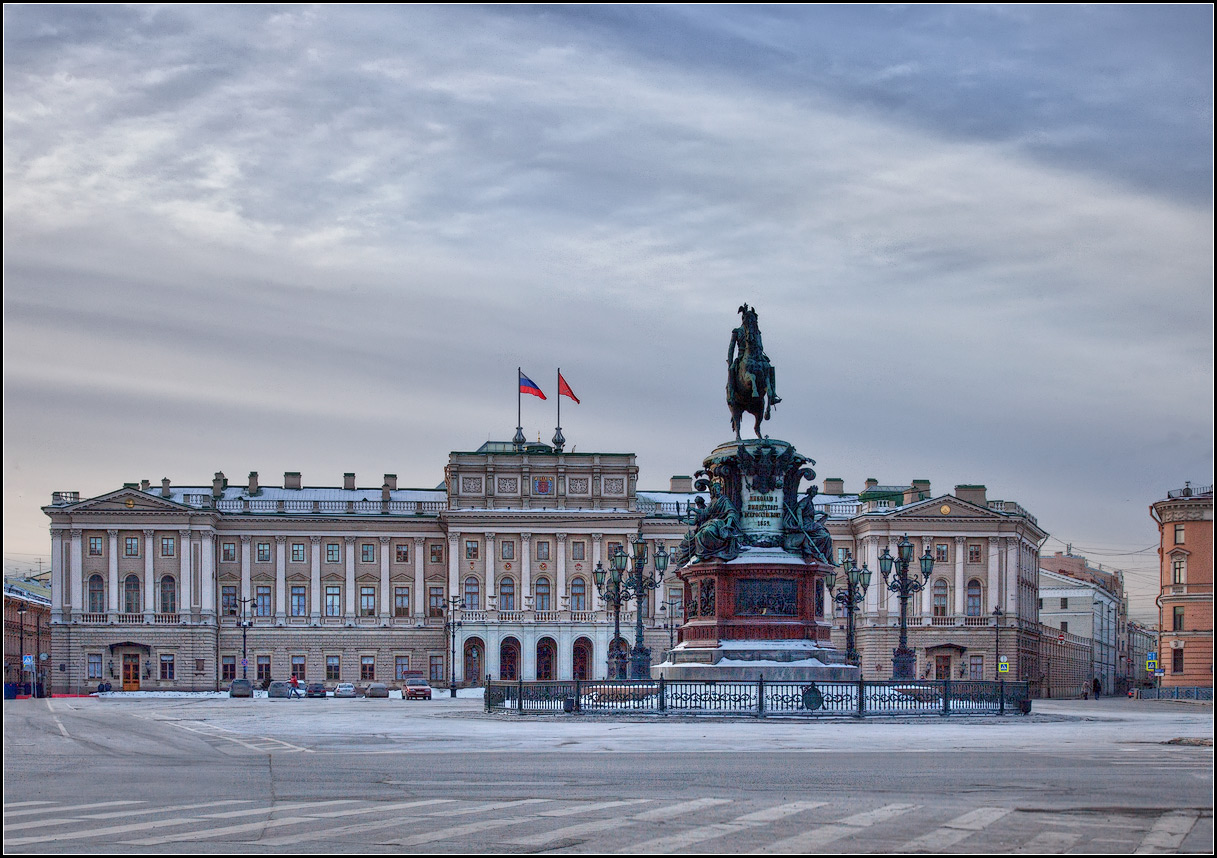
[558,372,580,404]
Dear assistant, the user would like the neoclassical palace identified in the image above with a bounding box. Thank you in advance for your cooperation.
[43,442,1046,694]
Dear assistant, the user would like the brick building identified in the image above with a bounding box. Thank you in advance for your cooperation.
[4,576,52,695]
[1150,483,1213,688]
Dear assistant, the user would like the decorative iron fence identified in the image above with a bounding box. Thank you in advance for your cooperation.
[485,677,1031,717]
[1137,686,1213,701]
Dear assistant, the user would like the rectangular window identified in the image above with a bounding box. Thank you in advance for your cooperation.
[360,586,376,617]
[255,585,271,617]
[571,541,585,561]
[325,585,341,617]
[161,537,175,557]
[429,586,444,618]
[1174,523,1185,545]
[429,655,444,682]
[256,655,271,682]
[1172,647,1184,673]
[836,546,848,565]
[396,544,409,563]
[89,536,103,555]
[290,585,307,617]
[291,655,306,679]
[125,537,140,557]
[394,587,410,617]
[395,655,411,680]
[257,542,271,563]
[1172,558,1186,584]
[195,658,205,673]
[1060,598,1068,609]
[1060,621,1068,634]
[362,543,375,563]
[327,543,341,563]
[221,656,236,681]
[361,655,375,681]
[935,544,948,563]
[967,544,981,564]
[537,541,550,561]
[607,542,624,560]
[430,545,443,564]
[1038,598,1043,610]
[969,655,984,680]
[465,540,479,560]
[326,655,340,681]
[1173,606,1185,631]
[160,654,175,681]
[222,586,238,616]
[222,542,236,562]
[501,541,515,561]
[291,543,305,563]
[88,653,103,679]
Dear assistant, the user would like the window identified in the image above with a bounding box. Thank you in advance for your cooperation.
[1174,523,1185,545]
[570,578,585,612]
[89,536,103,556]
[966,580,981,617]
[125,537,140,557]
[88,653,103,679]
[932,580,948,617]
[969,655,984,680]
[465,540,479,560]
[395,655,411,680]
[222,542,237,562]
[1172,557,1186,584]
[836,546,849,565]
[362,543,375,563]
[291,655,306,679]
[160,654,175,681]
[967,544,981,564]
[88,575,105,613]
[195,659,205,673]
[935,544,949,563]
[1172,648,1184,674]
[257,542,271,563]
[1060,621,1068,634]
[396,544,409,563]
[327,543,341,563]
[429,655,444,682]
[464,576,480,611]
[499,578,515,611]
[571,541,585,561]
[1060,598,1068,609]
[361,655,375,681]
[1038,598,1043,610]
[501,541,515,561]
[255,586,271,617]
[161,537,175,557]
[222,586,238,616]
[222,656,236,681]
[1173,606,1185,631]
[535,577,551,611]
[607,542,624,561]
[360,586,376,617]
[290,585,307,617]
[123,574,141,614]
[326,655,340,681]
[537,541,550,561]
[667,587,683,617]
[325,585,341,617]
[159,575,176,614]
[291,543,305,563]
[394,587,410,617]
[429,587,444,618]
[256,655,271,682]
[430,545,443,564]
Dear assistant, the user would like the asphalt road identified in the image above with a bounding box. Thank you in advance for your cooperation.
[3,695,1212,853]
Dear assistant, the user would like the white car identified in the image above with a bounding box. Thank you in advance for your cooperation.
[333,682,357,698]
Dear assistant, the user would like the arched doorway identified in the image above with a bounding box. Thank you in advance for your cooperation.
[536,637,557,681]
[572,637,593,680]
[499,637,520,681]
[464,637,485,686]
[609,636,629,680]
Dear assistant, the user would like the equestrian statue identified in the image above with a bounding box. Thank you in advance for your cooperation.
[727,303,781,439]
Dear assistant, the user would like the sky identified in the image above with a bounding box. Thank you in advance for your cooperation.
[3,5,1212,624]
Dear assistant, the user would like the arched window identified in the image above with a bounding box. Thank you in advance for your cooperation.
[570,577,586,612]
[88,575,105,613]
[499,577,515,611]
[932,579,949,617]
[463,576,480,611]
[535,576,551,611]
[123,574,141,614]
[966,579,982,617]
[159,575,177,614]
[536,638,556,680]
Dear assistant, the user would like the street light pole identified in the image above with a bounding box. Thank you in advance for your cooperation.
[879,534,934,680]
[594,556,627,680]
[237,597,254,680]
[627,536,668,680]
[446,595,464,697]
[17,603,27,694]
[658,596,682,657]
[993,606,1004,680]
[825,551,870,667]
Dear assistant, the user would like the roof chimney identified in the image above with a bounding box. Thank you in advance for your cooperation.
[954,484,987,507]
[384,474,398,491]
[284,471,301,490]
[248,471,259,496]
[140,479,150,492]
[382,482,392,502]
[865,478,878,491]
[344,472,356,491]
[161,477,171,498]
[823,478,844,496]
[212,472,226,498]
[670,475,693,493]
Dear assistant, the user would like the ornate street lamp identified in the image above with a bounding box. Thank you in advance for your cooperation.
[445,596,464,697]
[594,550,628,680]
[627,539,667,680]
[594,538,669,680]
[825,551,870,667]
[658,594,683,658]
[237,597,254,680]
[17,602,27,694]
[993,606,1004,680]
[879,534,934,680]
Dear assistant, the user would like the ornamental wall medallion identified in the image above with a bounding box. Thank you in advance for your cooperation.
[460,477,483,494]
[533,477,554,495]
[603,477,625,495]
[497,477,518,494]
[567,477,589,494]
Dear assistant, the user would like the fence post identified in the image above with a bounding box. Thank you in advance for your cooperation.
[485,674,491,713]
[857,675,866,717]
[999,679,1005,715]
[658,675,665,713]
[517,675,524,714]
[942,677,951,716]
[574,678,581,713]
[758,674,765,718]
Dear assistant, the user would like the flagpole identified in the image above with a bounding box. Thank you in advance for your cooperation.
[552,367,566,452]
[514,367,526,451]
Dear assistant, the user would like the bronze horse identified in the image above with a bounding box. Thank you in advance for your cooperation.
[726,304,780,439]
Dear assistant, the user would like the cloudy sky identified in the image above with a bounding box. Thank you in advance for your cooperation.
[4,5,1212,623]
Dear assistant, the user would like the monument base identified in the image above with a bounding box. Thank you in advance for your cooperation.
[652,640,859,682]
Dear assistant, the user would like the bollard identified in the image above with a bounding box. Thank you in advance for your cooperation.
[757,674,765,718]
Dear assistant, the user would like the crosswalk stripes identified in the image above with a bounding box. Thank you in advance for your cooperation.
[1134,809,1201,853]
[615,801,827,853]
[750,803,920,853]
[898,806,1012,852]
[4,801,251,832]
[1014,830,1084,853]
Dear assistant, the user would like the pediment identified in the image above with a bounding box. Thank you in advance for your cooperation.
[884,494,1001,521]
[62,488,193,514]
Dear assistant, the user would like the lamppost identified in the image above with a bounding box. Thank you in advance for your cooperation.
[825,551,870,667]
[879,534,934,680]
[658,595,683,659]
[594,536,669,680]
[17,602,27,694]
[237,597,254,680]
[993,606,1004,680]
[594,555,628,680]
[445,596,464,697]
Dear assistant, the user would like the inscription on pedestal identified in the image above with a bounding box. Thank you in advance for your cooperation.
[740,485,784,539]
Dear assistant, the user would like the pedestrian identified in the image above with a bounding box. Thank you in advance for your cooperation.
[289,674,302,698]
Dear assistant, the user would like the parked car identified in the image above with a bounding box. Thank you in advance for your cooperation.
[403,677,432,700]
[365,682,390,698]
[305,682,328,698]
[229,678,253,698]
[333,682,357,698]
[267,680,293,698]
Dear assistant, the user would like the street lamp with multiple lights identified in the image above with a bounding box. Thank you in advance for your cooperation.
[237,597,254,680]
[16,602,28,694]
[878,534,935,680]
[993,606,1004,680]
[445,596,464,697]
[825,551,870,667]
[594,534,669,680]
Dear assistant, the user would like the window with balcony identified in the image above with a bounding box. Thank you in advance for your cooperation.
[535,577,551,611]
[159,576,176,614]
[570,578,586,612]
[966,579,982,617]
[499,578,515,611]
[88,575,106,613]
[123,574,141,614]
[932,579,948,617]
[463,577,480,610]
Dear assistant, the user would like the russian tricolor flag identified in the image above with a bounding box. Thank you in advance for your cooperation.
[519,371,547,400]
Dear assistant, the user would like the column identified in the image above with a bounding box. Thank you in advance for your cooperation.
[51,529,64,622]
[921,536,934,617]
[987,537,1000,613]
[107,529,120,614]
[200,532,215,616]
[591,533,603,611]
[1005,538,1019,615]
[143,529,155,619]
[413,537,425,619]
[447,533,460,606]
[485,532,497,604]
[521,533,532,608]
[275,536,287,621]
[379,537,391,619]
[556,533,567,610]
[240,535,252,608]
[864,538,880,614]
[70,529,83,621]
[344,536,356,617]
[954,537,966,615]
[309,536,322,621]
[180,529,193,618]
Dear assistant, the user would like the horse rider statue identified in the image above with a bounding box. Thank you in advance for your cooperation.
[727,303,781,439]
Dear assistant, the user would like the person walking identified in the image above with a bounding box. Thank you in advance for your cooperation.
[289,674,302,698]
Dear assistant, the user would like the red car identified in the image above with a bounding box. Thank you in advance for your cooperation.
[404,677,432,700]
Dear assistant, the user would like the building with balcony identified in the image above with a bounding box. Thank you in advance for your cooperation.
[1150,483,1213,689]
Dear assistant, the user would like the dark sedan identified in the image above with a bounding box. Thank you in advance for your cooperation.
[305,682,328,698]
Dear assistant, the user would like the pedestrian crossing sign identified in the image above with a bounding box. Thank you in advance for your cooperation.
[998,661,1009,674]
